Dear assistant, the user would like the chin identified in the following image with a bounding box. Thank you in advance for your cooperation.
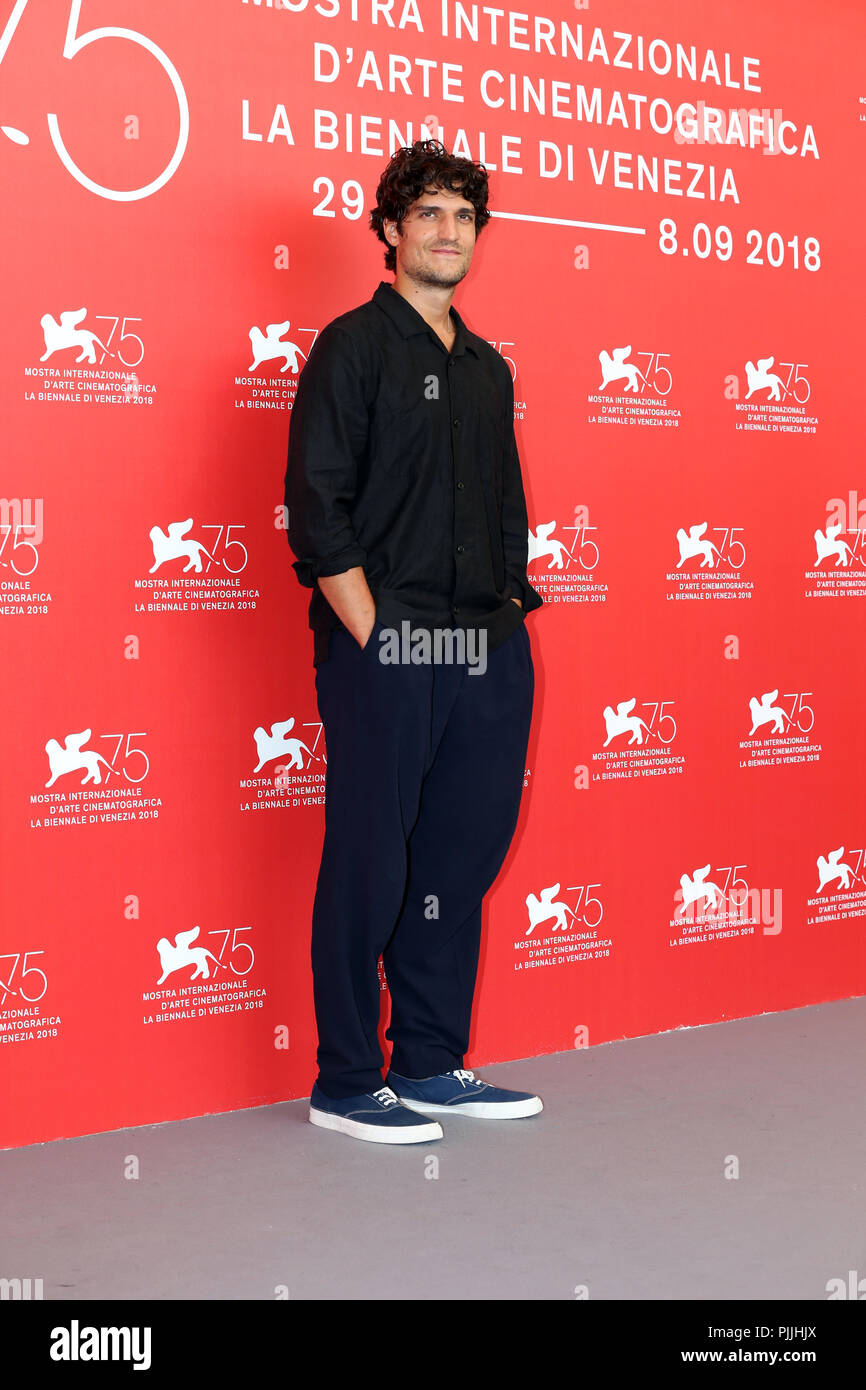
[430,258,469,281]
[412,264,468,288]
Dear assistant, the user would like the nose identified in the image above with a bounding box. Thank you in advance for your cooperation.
[437,213,461,241]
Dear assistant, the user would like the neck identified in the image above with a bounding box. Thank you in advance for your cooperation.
[391,270,455,336]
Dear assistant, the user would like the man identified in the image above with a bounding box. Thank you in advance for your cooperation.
[285,139,543,1144]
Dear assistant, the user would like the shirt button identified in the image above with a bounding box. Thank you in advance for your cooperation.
[452,419,460,428]
[456,481,465,489]
[453,607,460,615]
[456,545,465,554]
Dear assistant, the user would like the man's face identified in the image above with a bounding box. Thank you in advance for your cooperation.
[385,186,477,287]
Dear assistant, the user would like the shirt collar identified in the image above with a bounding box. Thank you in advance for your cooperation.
[372,280,478,357]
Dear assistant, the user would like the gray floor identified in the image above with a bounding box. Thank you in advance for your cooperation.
[3,997,864,1300]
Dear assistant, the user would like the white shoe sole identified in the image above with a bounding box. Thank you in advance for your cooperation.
[309,1106,444,1144]
[397,1096,543,1119]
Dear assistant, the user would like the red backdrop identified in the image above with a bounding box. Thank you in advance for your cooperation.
[2,0,865,1148]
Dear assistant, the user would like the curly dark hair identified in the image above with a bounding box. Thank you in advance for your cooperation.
[369,139,490,272]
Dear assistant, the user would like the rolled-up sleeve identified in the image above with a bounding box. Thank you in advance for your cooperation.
[285,324,370,588]
[501,370,543,613]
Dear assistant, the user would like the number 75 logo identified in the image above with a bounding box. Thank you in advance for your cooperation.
[1,0,189,200]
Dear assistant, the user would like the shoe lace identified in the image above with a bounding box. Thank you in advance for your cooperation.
[452,1069,484,1088]
[372,1086,399,1107]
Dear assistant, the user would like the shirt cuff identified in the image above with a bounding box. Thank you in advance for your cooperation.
[292,545,368,587]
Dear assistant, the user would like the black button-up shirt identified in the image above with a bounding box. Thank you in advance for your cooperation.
[285,280,542,665]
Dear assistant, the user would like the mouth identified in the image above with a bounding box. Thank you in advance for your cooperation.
[432,249,461,255]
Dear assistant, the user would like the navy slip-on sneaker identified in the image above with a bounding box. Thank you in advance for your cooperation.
[386,1068,543,1119]
[308,1082,444,1144]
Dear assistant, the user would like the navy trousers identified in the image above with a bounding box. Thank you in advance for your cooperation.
[311,618,535,1098]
